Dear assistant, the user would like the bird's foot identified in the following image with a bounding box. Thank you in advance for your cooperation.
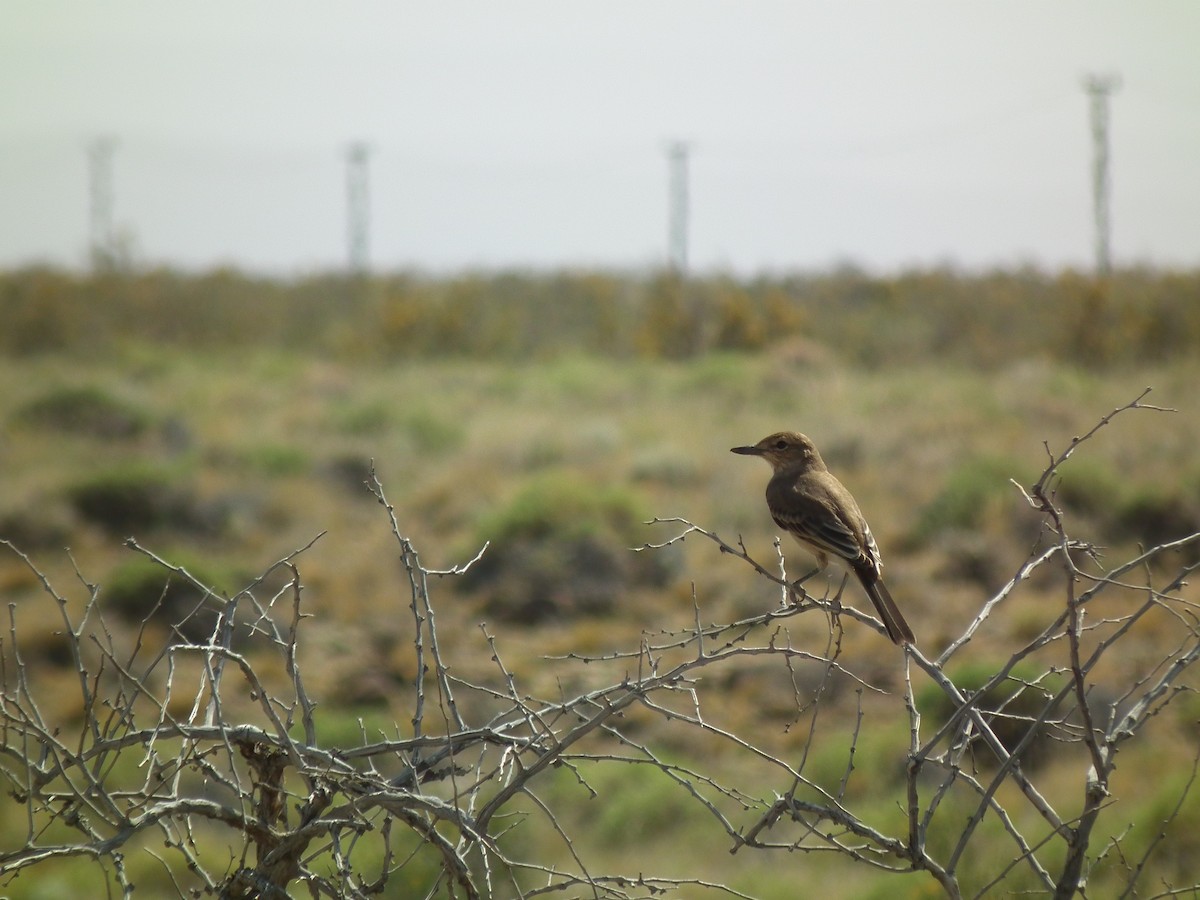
[828,595,843,630]
[785,579,809,608]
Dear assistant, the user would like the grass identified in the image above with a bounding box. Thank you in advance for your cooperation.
[1,344,1199,896]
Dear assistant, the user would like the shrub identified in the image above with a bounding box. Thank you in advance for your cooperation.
[1052,458,1123,518]
[67,465,182,533]
[3,265,1200,364]
[65,464,225,537]
[910,456,1029,546]
[1114,489,1200,558]
[235,443,311,476]
[460,475,674,622]
[104,555,242,644]
[0,507,72,550]
[14,385,150,440]
[332,399,394,437]
[476,474,646,544]
[322,454,376,497]
[397,407,466,454]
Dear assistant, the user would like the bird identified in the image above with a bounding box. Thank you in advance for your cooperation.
[731,431,914,646]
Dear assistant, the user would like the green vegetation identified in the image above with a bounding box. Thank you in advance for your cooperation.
[396,406,467,453]
[3,265,1200,366]
[474,473,649,544]
[461,474,672,621]
[1,265,1198,896]
[64,462,214,536]
[13,384,151,439]
[908,455,1032,545]
[104,553,243,643]
[1056,457,1200,553]
[233,441,311,476]
[918,661,1070,768]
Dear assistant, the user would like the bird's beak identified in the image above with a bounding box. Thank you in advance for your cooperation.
[730,445,762,456]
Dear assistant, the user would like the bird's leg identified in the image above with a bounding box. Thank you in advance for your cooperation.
[828,572,849,631]
[792,566,821,586]
[832,571,849,603]
[786,566,822,607]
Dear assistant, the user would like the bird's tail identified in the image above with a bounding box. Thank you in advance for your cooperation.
[862,576,915,646]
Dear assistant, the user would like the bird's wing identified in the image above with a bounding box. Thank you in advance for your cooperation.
[861,523,884,571]
[770,503,864,565]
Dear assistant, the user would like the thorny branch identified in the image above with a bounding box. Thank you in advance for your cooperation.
[0,393,1197,897]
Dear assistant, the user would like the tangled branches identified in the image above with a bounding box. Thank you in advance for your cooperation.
[1,393,1198,898]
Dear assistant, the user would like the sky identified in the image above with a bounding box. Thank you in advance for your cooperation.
[2,2,1198,276]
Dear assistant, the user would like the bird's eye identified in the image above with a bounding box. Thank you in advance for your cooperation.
[774,439,788,451]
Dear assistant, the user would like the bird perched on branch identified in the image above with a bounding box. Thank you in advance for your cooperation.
[731,431,914,646]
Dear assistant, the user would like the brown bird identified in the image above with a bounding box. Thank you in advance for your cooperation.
[731,431,914,646]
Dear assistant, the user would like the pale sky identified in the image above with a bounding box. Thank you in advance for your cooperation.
[2,2,1198,275]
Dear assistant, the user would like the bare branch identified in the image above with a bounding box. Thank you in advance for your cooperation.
[3,392,1197,897]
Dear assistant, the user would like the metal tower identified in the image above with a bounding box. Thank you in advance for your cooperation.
[666,141,690,275]
[87,137,117,269]
[1083,74,1120,278]
[346,142,371,274]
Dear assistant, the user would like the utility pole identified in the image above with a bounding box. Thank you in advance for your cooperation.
[87,137,117,270]
[346,142,371,275]
[1083,74,1120,278]
[666,141,690,275]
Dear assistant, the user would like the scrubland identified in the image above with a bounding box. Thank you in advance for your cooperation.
[1,266,1198,897]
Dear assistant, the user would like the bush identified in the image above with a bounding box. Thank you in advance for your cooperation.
[3,265,1200,365]
[397,407,466,454]
[460,475,674,622]
[14,385,150,440]
[104,555,243,644]
[910,456,1029,545]
[1054,462,1200,560]
[0,507,72,550]
[476,474,646,544]
[1052,458,1123,518]
[235,443,311,476]
[1114,489,1200,554]
[332,399,394,437]
[65,464,226,537]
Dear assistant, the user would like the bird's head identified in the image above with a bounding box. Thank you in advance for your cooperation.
[730,431,825,473]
